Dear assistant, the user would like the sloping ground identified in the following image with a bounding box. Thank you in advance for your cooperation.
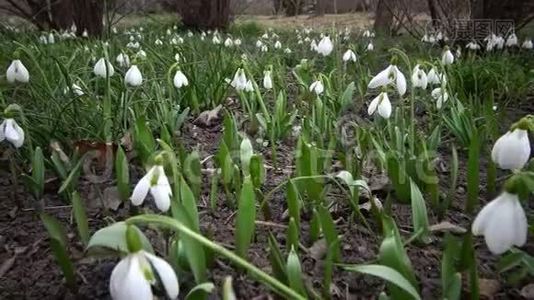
[236,13,373,30]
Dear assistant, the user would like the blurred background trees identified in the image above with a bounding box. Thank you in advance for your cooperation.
[0,0,532,37]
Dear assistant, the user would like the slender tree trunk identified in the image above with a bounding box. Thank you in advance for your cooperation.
[374,0,394,34]
[177,0,231,29]
[73,0,104,36]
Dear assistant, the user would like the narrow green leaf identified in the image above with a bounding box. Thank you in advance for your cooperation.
[114,145,130,202]
[286,217,299,251]
[409,179,430,243]
[58,155,84,194]
[240,137,253,175]
[32,146,45,198]
[235,176,256,258]
[268,232,287,284]
[316,205,341,262]
[87,222,154,256]
[466,131,480,213]
[133,116,156,163]
[71,191,89,246]
[342,264,421,300]
[222,277,237,300]
[249,154,265,188]
[184,151,202,198]
[286,179,301,228]
[186,282,215,300]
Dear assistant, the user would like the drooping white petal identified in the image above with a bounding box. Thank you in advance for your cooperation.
[150,167,172,212]
[94,58,115,78]
[131,171,152,206]
[368,66,392,89]
[6,60,29,83]
[317,36,333,56]
[309,80,324,95]
[109,254,152,300]
[491,129,530,170]
[173,71,189,88]
[377,93,392,119]
[393,66,407,96]
[4,119,24,148]
[367,94,381,116]
[263,71,272,89]
[472,192,527,255]
[441,49,454,65]
[143,252,179,299]
[124,65,143,86]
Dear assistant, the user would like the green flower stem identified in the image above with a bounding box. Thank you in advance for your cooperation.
[125,214,306,300]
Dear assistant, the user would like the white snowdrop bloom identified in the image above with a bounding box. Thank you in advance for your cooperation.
[110,250,179,300]
[212,35,221,45]
[166,29,172,35]
[230,68,247,91]
[304,36,311,43]
[367,92,391,119]
[245,80,254,92]
[116,53,130,68]
[48,33,55,44]
[284,48,292,54]
[263,70,273,90]
[309,80,324,95]
[154,39,163,45]
[441,48,454,65]
[310,39,318,52]
[187,31,193,37]
[261,33,269,39]
[135,50,147,60]
[367,64,407,96]
[342,49,357,62]
[491,128,530,170]
[436,31,444,41]
[93,58,114,78]
[112,27,118,34]
[427,35,436,44]
[127,41,140,49]
[131,165,172,212]
[472,192,527,255]
[82,29,88,37]
[363,30,374,38]
[495,35,505,49]
[366,42,374,51]
[124,65,143,86]
[274,40,282,49]
[6,60,30,83]
[421,34,429,43]
[0,118,24,148]
[426,67,443,85]
[317,36,334,56]
[506,33,518,47]
[298,39,303,45]
[522,39,533,49]
[39,35,48,44]
[174,53,181,62]
[255,40,263,48]
[71,83,84,96]
[411,64,427,89]
[224,38,234,47]
[431,87,448,109]
[466,41,481,50]
[173,70,189,89]
[234,39,242,46]
[260,45,268,52]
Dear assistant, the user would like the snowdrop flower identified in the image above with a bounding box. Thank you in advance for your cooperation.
[342,49,357,62]
[154,39,163,46]
[260,45,268,52]
[82,29,88,37]
[224,38,233,47]
[522,39,533,49]
[116,53,130,68]
[234,39,242,46]
[230,68,247,91]
[466,41,480,50]
[131,165,172,212]
[317,36,333,56]
[304,37,311,43]
[367,92,391,119]
[506,33,518,47]
[173,70,189,89]
[70,83,84,96]
[284,48,292,54]
[263,70,273,89]
[136,50,147,60]
[212,35,221,45]
[363,30,374,38]
[124,65,143,86]
[48,33,55,44]
[309,80,324,95]
[472,192,527,254]
[411,64,427,89]
[431,87,448,109]
[39,35,48,44]
[256,40,263,48]
[245,80,254,92]
[0,118,24,148]
[441,48,454,65]
[495,35,505,49]
[367,64,407,96]
[261,33,269,39]
[366,42,374,51]
[427,67,443,85]
[274,40,282,49]
[491,128,530,170]
[110,250,179,300]
[93,58,114,78]
[127,41,140,49]
[310,39,318,52]
[6,60,30,83]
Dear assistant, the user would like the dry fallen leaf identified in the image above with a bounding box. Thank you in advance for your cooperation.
[102,186,122,211]
[478,278,501,299]
[308,238,328,260]
[194,104,222,127]
[429,221,467,234]
[521,284,534,299]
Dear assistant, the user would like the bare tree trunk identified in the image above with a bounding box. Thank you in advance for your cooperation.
[177,0,231,29]
[315,0,326,16]
[374,0,394,34]
[73,0,104,36]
